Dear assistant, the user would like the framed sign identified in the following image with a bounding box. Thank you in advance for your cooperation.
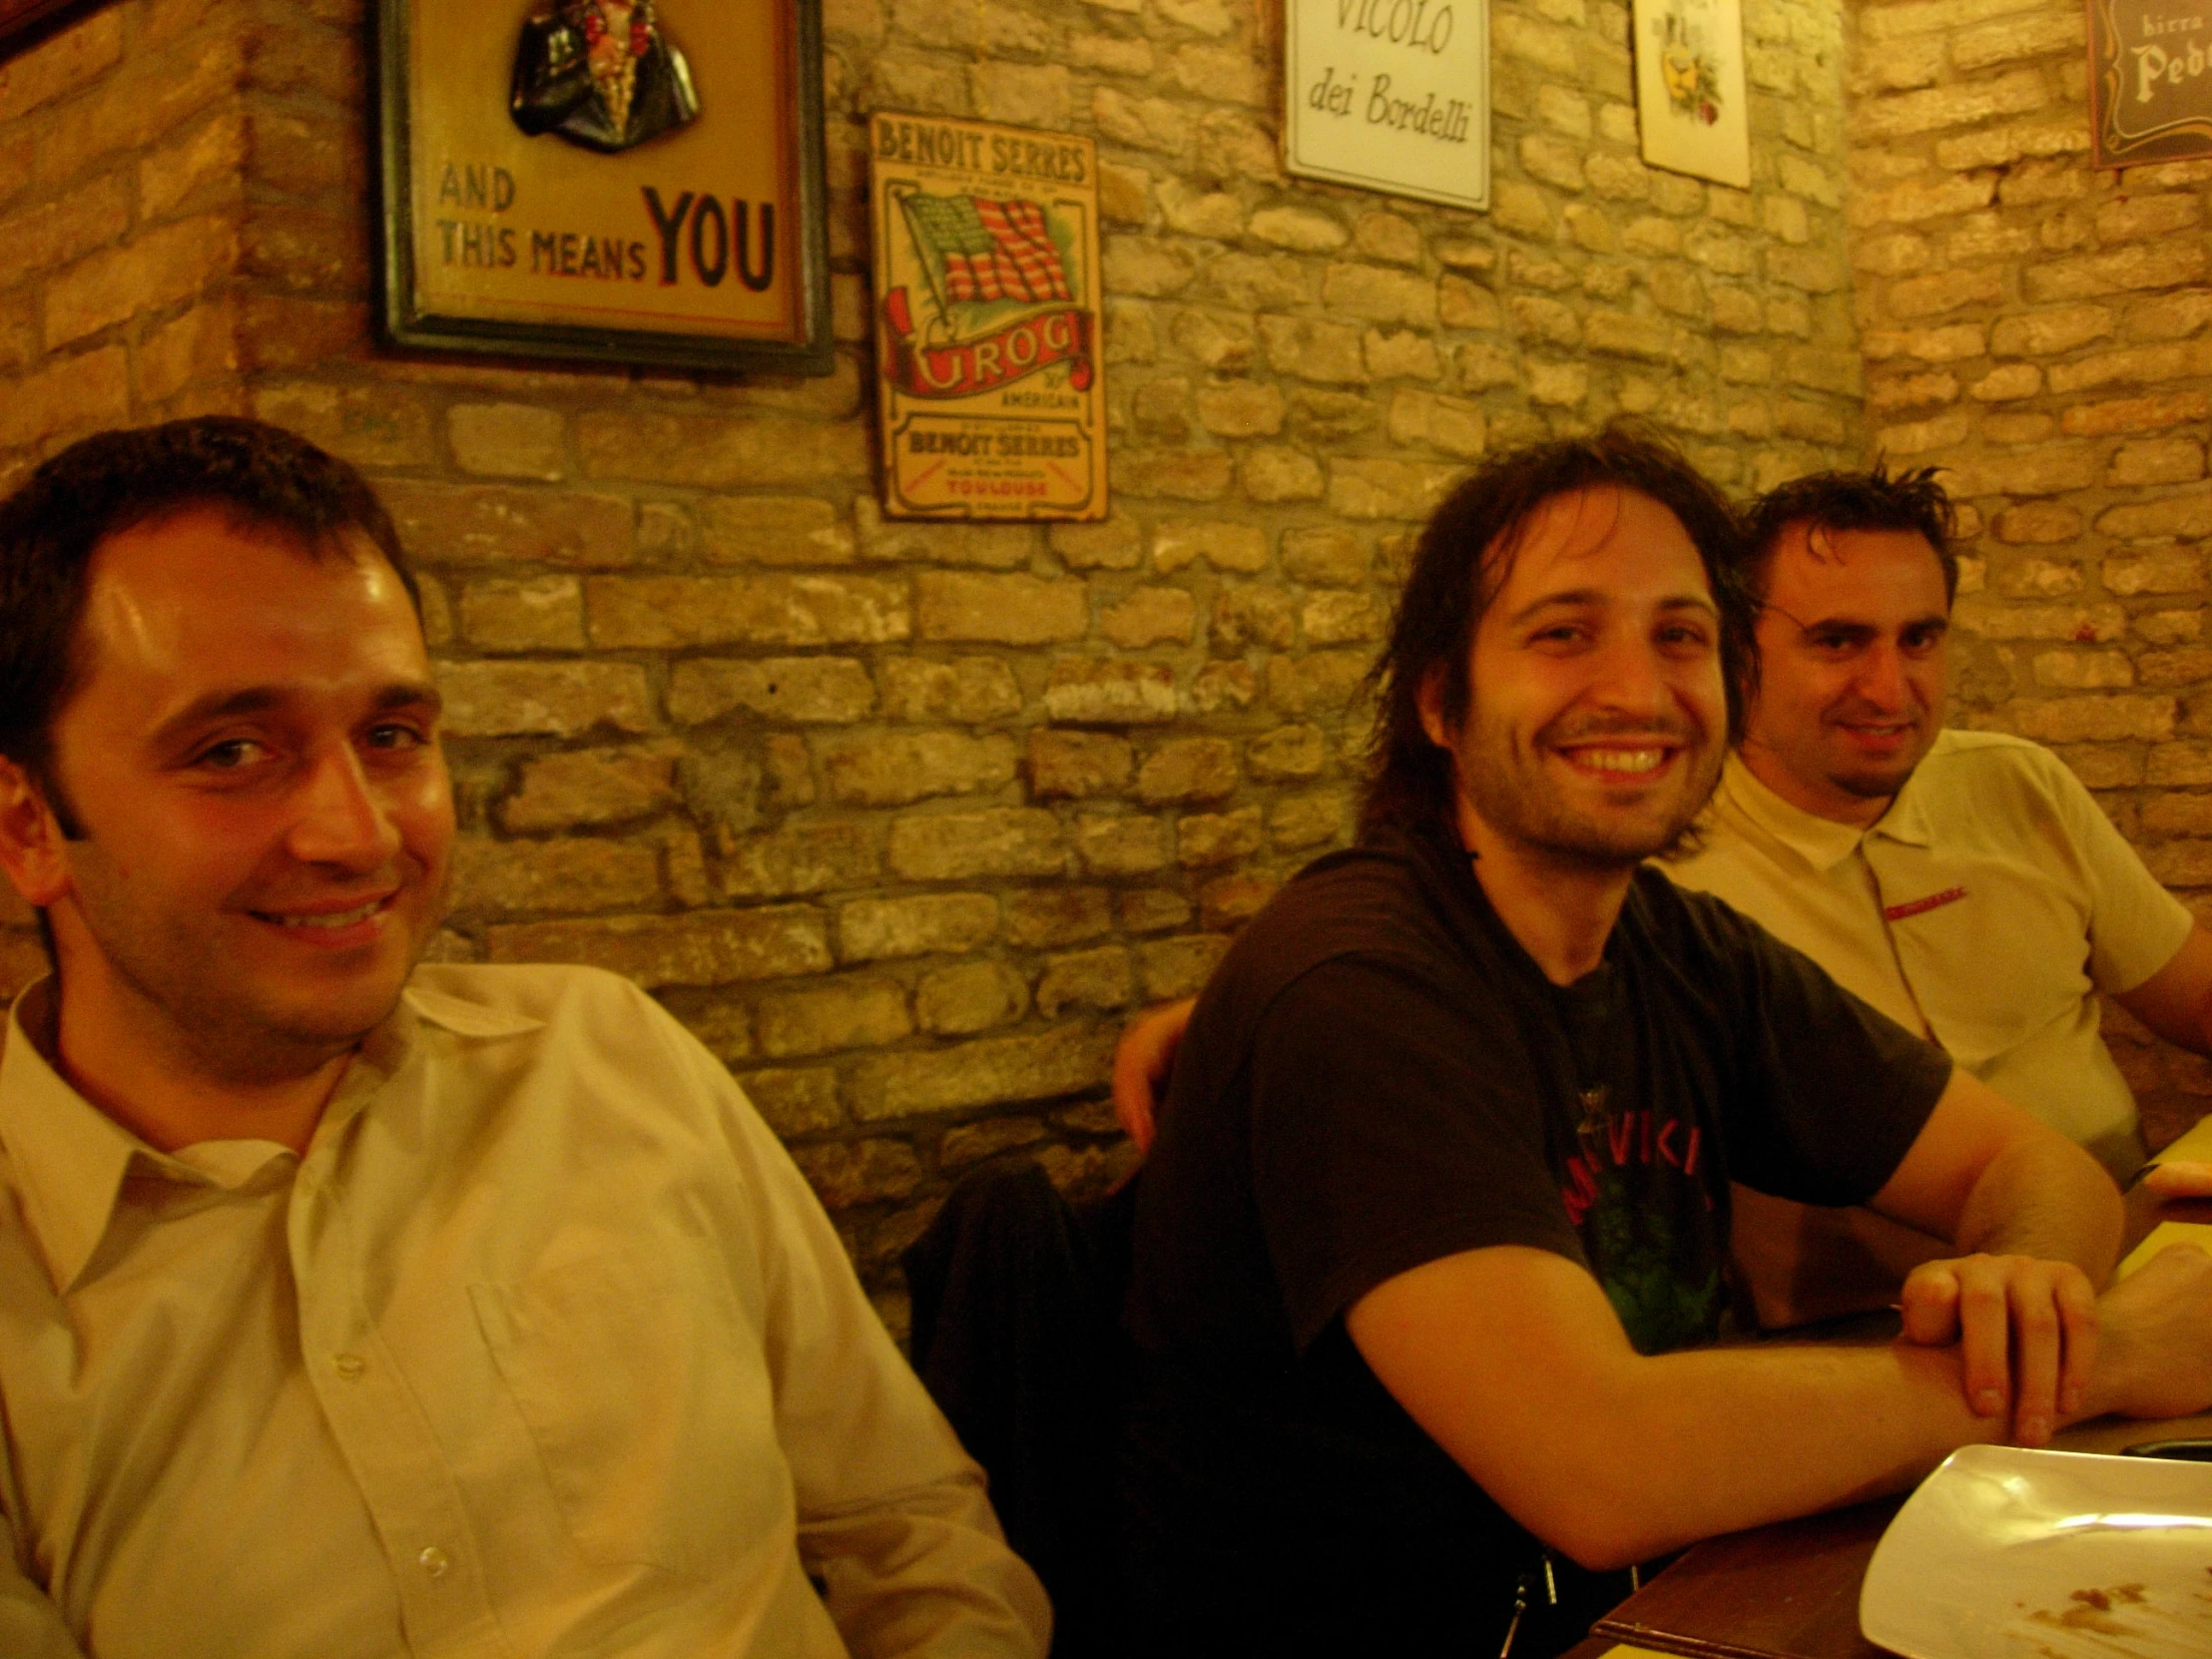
[0,0,106,59]
[1633,0,1751,189]
[373,0,831,374]
[868,114,1107,521]
[2089,0,2212,167]
[1283,0,1489,213]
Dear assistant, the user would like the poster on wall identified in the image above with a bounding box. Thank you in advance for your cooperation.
[1632,0,1751,190]
[1283,0,1490,213]
[2088,0,2212,167]
[867,113,1107,522]
[373,0,832,374]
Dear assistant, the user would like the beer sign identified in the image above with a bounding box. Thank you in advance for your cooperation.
[869,114,1107,521]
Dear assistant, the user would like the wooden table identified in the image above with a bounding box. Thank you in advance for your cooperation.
[1559,1185,2212,1659]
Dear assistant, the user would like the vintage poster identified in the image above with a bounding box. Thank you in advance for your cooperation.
[1633,0,1751,191]
[376,0,831,373]
[2089,0,2212,167]
[1283,0,1490,214]
[868,114,1106,522]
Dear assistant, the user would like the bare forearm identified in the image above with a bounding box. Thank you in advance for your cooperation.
[1949,1132,2121,1282]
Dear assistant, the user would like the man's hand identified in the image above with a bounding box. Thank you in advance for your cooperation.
[2082,1242,2212,1423]
[1110,998,1193,1153]
[1897,1253,2098,1447]
[2142,1159,2212,1199]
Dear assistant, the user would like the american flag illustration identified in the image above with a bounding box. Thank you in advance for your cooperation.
[899,193,1072,305]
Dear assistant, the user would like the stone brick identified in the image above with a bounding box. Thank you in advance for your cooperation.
[380,482,637,568]
[1051,519,1145,571]
[1249,207,1348,252]
[838,892,999,960]
[2104,550,2207,595]
[916,961,1028,1035]
[459,576,585,652]
[2138,612,2204,645]
[937,1116,1050,1171]
[2,172,130,280]
[1247,724,1328,781]
[1005,887,1113,949]
[488,908,831,987]
[1035,946,1134,1017]
[667,658,876,726]
[2046,342,2203,397]
[1321,263,1437,328]
[1851,69,2047,142]
[1969,363,2040,401]
[1257,315,1366,382]
[589,575,908,649]
[697,496,856,566]
[2098,495,2212,542]
[1028,730,1133,799]
[439,662,653,738]
[2030,651,2134,690]
[1154,519,1268,573]
[1267,650,1372,714]
[576,410,869,486]
[0,6,124,124]
[448,403,564,480]
[1073,815,1171,874]
[449,835,661,915]
[2096,194,2202,244]
[1138,933,1232,1000]
[1136,739,1238,804]
[2011,696,2175,745]
[1108,447,1234,501]
[739,1066,843,1138]
[1103,236,1199,296]
[2138,650,2212,688]
[1118,888,1192,933]
[1280,528,1368,587]
[2125,289,2212,340]
[1365,327,1440,382]
[1869,371,1957,411]
[1886,267,2005,319]
[1210,584,1298,651]
[1944,445,2099,498]
[2062,392,2210,437]
[2111,437,2204,487]
[878,658,1023,723]
[760,978,913,1057]
[1194,380,1285,438]
[1950,11,2084,71]
[252,381,432,470]
[501,744,679,831]
[1043,660,1179,724]
[850,1024,1112,1121]
[1272,791,1352,849]
[1101,586,1197,647]
[1240,447,1326,502]
[1330,457,1459,521]
[1994,555,2082,595]
[723,823,880,898]
[824,732,1016,807]
[1954,600,2127,643]
[1386,388,1486,458]
[1177,805,1264,864]
[1303,591,1382,644]
[887,809,1067,879]
[1199,869,1281,928]
[792,1140,922,1210]
[2024,242,2207,303]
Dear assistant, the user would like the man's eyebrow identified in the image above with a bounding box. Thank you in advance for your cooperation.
[1508,589,1719,625]
[372,681,444,715]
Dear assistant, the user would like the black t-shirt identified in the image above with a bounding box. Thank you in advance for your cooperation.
[1121,821,1952,1653]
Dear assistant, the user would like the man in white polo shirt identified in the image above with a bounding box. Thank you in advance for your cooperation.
[1663,467,2212,1318]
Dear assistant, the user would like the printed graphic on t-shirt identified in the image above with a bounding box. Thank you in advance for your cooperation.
[1559,1107,1724,1355]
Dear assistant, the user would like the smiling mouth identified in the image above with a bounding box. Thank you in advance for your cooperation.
[252,894,395,929]
[1556,743,1682,779]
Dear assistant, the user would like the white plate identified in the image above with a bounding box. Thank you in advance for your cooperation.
[1860,1443,2212,1659]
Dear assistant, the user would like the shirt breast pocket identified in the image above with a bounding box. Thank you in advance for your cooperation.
[468,1249,788,1580]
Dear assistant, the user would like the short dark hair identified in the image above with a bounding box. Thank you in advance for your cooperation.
[1744,463,1957,607]
[1360,422,1755,840]
[0,416,419,823]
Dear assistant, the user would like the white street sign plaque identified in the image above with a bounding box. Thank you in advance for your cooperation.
[1284,0,1490,213]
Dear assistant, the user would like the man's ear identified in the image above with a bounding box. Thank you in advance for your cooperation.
[0,759,71,910]
[1415,664,1453,749]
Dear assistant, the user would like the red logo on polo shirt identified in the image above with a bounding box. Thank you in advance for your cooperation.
[1883,886,1966,922]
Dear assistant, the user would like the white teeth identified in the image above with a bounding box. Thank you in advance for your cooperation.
[1576,749,1665,774]
[268,899,382,929]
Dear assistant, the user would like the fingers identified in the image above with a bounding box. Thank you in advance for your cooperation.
[1948,1257,2013,1425]
[1109,1034,1159,1153]
[2142,1159,2212,1199]
[1897,1262,1961,1348]
[2054,1269,2098,1421]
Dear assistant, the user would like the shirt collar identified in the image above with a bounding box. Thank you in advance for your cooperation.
[0,975,541,1296]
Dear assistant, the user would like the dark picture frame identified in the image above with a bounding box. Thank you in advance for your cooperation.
[373,0,833,374]
[0,0,109,61]
[2087,0,2212,169]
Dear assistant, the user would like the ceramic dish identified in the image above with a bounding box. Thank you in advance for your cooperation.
[1860,1443,2212,1658]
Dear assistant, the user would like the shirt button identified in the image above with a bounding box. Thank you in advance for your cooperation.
[417,1545,450,1579]
[331,1353,366,1381]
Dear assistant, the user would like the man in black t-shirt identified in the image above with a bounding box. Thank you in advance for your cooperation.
[1119,426,2212,1655]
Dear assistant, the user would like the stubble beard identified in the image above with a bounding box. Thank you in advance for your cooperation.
[1460,711,1724,871]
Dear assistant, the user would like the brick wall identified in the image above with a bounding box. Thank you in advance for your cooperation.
[0,0,1864,1315]
[1846,0,2212,1145]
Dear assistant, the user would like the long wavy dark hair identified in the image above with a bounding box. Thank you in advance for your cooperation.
[1359,422,1757,840]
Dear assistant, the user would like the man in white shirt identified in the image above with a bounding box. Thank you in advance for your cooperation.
[0,416,1050,1658]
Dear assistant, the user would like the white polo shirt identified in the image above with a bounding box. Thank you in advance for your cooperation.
[1666,731,2193,1178]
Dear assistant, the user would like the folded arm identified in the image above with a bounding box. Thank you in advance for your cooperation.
[1349,1237,2212,1573]
[1861,1066,2122,1443]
